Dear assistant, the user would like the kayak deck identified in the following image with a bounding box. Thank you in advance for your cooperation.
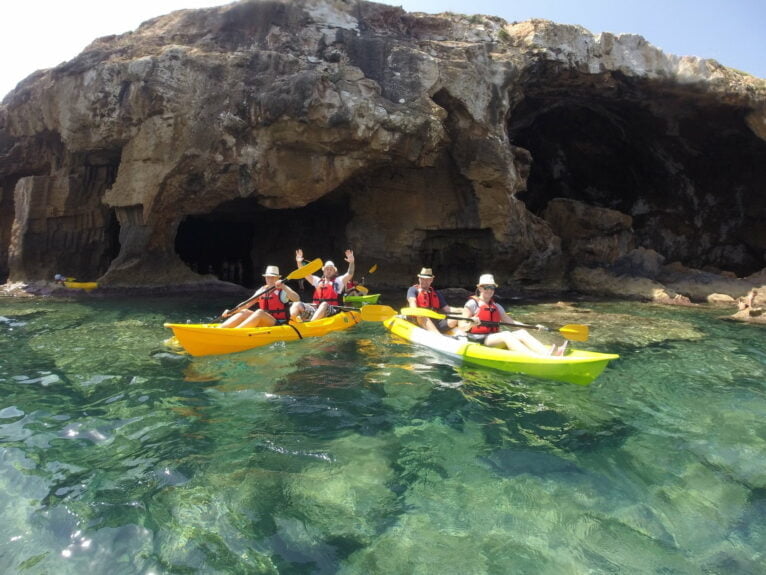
[164,310,361,357]
[384,316,618,385]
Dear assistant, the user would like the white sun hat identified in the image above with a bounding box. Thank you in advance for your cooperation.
[263,265,281,277]
[477,274,497,287]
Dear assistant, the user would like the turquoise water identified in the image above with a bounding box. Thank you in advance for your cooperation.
[1,295,764,574]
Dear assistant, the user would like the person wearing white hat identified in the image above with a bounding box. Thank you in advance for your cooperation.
[460,273,566,356]
[290,248,355,321]
[406,267,462,333]
[220,264,300,328]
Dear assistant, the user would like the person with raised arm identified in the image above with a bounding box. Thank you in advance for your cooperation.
[290,249,355,321]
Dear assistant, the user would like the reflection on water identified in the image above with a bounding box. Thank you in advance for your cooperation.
[1,296,765,573]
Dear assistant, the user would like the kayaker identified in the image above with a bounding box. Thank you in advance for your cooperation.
[406,267,462,333]
[344,278,363,297]
[290,249,355,321]
[220,265,300,328]
[460,274,567,356]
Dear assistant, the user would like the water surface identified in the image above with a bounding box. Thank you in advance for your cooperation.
[1,295,764,574]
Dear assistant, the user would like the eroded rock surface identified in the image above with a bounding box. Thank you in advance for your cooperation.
[1,0,764,300]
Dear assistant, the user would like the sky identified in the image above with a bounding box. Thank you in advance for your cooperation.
[1,0,764,101]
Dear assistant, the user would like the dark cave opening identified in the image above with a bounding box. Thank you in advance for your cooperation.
[507,73,766,275]
[175,189,352,288]
[100,209,121,277]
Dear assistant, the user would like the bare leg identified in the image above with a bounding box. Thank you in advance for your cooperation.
[220,309,254,328]
[290,302,305,321]
[238,309,277,328]
[512,329,553,355]
[415,316,441,333]
[484,329,551,356]
[311,302,330,321]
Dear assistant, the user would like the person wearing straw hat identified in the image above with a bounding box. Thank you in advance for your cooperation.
[220,265,300,328]
[460,273,566,356]
[406,267,462,333]
[290,248,355,321]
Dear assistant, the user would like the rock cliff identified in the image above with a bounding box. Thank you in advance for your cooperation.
[1,0,765,298]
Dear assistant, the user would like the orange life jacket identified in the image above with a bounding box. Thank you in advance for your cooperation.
[414,285,441,311]
[313,278,340,306]
[258,288,288,321]
[468,296,500,334]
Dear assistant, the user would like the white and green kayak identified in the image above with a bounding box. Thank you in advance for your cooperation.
[384,316,618,385]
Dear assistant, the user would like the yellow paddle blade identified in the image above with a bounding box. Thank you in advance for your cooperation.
[368,264,378,274]
[359,305,398,322]
[355,284,370,295]
[558,324,589,342]
[399,306,446,320]
[287,258,322,280]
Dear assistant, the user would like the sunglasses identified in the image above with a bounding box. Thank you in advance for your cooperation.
[479,285,496,290]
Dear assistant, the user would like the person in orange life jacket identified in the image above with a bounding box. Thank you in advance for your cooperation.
[220,265,300,328]
[290,248,355,321]
[460,274,567,356]
[406,267,462,333]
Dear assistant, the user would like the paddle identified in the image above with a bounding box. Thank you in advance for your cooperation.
[221,258,323,319]
[399,306,590,342]
[359,304,399,322]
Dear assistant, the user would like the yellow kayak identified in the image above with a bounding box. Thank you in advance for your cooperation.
[63,281,98,291]
[385,316,618,385]
[164,310,361,357]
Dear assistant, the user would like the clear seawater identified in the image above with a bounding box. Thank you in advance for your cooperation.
[0,295,764,574]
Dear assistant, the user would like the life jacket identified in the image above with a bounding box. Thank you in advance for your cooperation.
[313,278,340,306]
[468,296,500,334]
[414,285,441,311]
[258,288,288,321]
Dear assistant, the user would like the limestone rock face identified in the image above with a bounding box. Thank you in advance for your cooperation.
[1,0,765,293]
[543,198,633,267]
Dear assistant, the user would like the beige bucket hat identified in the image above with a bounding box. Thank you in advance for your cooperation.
[263,265,281,277]
[417,267,434,278]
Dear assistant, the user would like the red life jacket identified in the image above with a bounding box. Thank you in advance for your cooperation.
[313,278,340,306]
[468,296,500,334]
[414,285,441,311]
[258,289,288,321]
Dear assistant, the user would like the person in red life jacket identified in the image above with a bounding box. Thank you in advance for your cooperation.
[290,248,355,321]
[344,278,362,296]
[220,265,300,328]
[406,267,462,333]
[460,274,567,356]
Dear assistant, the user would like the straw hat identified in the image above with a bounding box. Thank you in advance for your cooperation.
[263,265,281,277]
[477,273,497,287]
[323,260,337,270]
[417,267,434,278]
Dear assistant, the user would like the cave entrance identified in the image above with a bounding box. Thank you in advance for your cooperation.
[507,68,766,274]
[420,229,495,287]
[175,189,352,288]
